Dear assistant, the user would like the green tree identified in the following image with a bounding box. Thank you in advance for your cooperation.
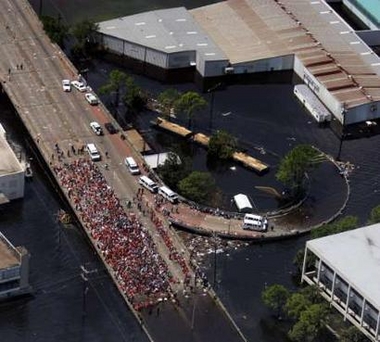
[157,89,180,119]
[178,171,216,204]
[99,70,128,107]
[41,15,67,47]
[340,326,368,342]
[174,91,207,129]
[368,204,380,224]
[311,215,358,239]
[299,285,322,305]
[123,76,147,113]
[70,19,99,56]
[285,293,312,320]
[262,284,290,317]
[156,152,190,190]
[208,130,237,160]
[288,303,329,342]
[276,145,324,196]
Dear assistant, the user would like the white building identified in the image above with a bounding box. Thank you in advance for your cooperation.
[0,232,31,299]
[0,124,25,204]
[302,224,380,342]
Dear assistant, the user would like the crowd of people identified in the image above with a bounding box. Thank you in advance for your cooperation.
[149,204,191,286]
[53,158,176,310]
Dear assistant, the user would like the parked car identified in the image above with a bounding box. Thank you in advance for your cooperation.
[90,121,103,136]
[62,79,71,92]
[104,122,118,135]
[86,143,101,161]
[85,93,99,105]
[71,80,87,92]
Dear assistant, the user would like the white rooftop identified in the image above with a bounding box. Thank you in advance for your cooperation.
[0,124,23,177]
[97,7,226,61]
[307,223,380,309]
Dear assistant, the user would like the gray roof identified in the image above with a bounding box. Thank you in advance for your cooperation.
[0,125,23,176]
[97,7,226,61]
[306,223,380,309]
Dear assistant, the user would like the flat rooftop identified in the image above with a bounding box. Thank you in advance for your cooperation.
[191,0,380,109]
[0,125,23,177]
[0,234,19,269]
[306,223,380,309]
[97,7,226,61]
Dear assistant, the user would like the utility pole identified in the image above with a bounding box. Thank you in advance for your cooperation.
[80,265,97,323]
[38,0,43,17]
[207,83,223,132]
[212,233,217,288]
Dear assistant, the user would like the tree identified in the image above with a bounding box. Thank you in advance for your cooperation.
[41,15,68,47]
[178,171,216,204]
[156,152,190,190]
[174,91,207,129]
[276,145,324,196]
[285,293,312,320]
[288,303,329,342]
[208,130,237,160]
[262,284,290,317]
[123,76,147,113]
[340,326,368,342]
[311,215,358,239]
[157,89,180,119]
[368,204,380,224]
[99,70,128,107]
[70,19,99,57]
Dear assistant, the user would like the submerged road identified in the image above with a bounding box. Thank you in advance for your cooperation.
[0,0,246,340]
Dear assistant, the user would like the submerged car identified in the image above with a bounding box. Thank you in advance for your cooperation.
[62,79,71,92]
[71,80,87,92]
[90,121,103,136]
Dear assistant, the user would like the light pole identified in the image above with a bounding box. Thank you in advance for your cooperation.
[212,233,217,288]
[207,83,223,132]
[337,106,346,161]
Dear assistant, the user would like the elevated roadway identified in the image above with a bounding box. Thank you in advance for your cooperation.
[0,0,246,341]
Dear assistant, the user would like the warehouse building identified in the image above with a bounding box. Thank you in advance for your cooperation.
[0,124,25,204]
[96,7,228,82]
[96,0,380,125]
[0,232,31,300]
[302,224,380,342]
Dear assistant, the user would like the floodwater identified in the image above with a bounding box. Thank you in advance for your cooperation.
[0,1,379,341]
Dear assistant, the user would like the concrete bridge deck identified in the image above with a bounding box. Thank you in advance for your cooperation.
[0,0,247,341]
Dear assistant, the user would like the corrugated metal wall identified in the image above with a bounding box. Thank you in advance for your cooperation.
[167,51,195,69]
[123,41,146,61]
[145,49,169,68]
[102,35,124,55]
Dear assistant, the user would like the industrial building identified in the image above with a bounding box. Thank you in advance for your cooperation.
[0,232,31,300]
[0,124,25,204]
[96,0,380,126]
[302,224,380,342]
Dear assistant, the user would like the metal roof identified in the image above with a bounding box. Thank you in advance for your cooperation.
[306,223,380,310]
[0,124,23,177]
[97,7,226,61]
[191,0,380,109]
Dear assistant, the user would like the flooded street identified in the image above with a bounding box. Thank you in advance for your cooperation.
[0,1,379,341]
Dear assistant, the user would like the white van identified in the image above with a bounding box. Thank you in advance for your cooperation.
[86,143,101,161]
[125,157,140,175]
[242,214,268,231]
[139,175,158,193]
[158,186,178,204]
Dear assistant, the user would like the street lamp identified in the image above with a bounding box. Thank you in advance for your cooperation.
[207,83,223,132]
[212,233,217,288]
